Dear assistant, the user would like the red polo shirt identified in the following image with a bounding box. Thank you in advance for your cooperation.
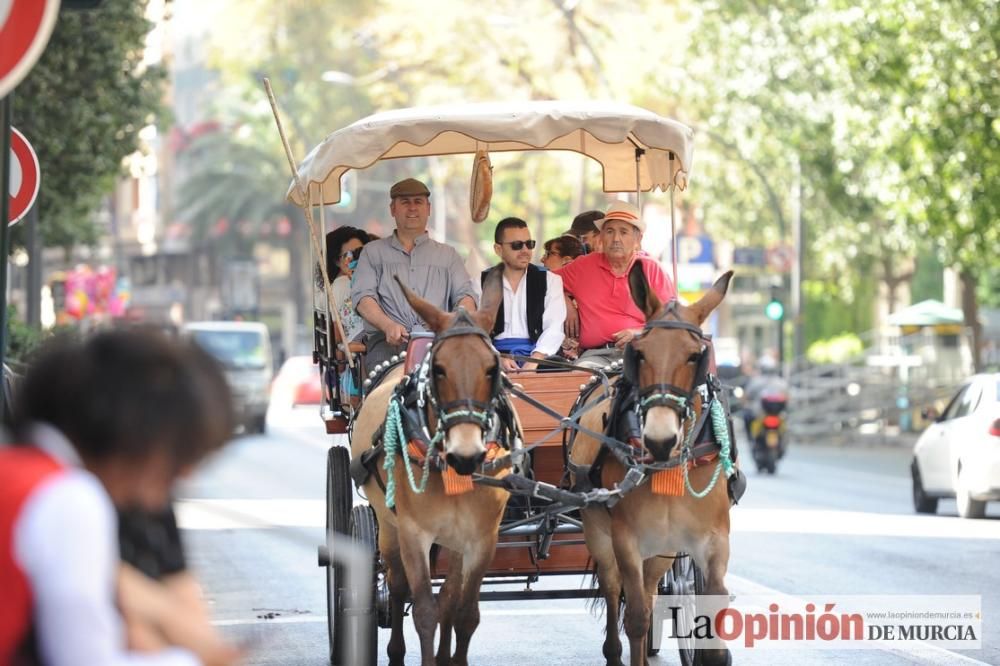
[555,252,675,349]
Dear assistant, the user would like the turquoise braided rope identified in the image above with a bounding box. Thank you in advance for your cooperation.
[382,398,432,509]
[682,399,735,499]
[640,393,686,411]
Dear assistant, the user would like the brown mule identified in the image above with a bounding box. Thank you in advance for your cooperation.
[571,269,736,666]
[350,270,511,666]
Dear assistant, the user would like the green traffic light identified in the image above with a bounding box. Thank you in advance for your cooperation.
[765,299,784,321]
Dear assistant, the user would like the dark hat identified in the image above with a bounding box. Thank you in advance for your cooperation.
[389,178,430,199]
[568,210,602,236]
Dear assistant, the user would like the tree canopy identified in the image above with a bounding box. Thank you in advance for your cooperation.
[13,0,166,252]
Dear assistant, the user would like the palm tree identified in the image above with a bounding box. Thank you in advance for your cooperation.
[176,128,310,324]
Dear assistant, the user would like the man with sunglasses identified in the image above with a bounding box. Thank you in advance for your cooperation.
[351,178,477,367]
[482,217,565,372]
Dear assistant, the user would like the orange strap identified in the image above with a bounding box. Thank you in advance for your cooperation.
[651,452,719,496]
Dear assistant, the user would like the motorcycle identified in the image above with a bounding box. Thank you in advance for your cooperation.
[750,392,787,474]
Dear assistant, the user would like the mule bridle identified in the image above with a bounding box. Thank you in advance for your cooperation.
[625,300,711,422]
[418,311,503,433]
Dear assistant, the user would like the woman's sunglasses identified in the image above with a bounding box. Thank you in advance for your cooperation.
[339,247,363,262]
[498,240,537,251]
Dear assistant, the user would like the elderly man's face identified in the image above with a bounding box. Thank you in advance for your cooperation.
[601,220,641,261]
[390,195,430,234]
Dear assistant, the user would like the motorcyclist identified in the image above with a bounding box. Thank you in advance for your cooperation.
[742,354,789,443]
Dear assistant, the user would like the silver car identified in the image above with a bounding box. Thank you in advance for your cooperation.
[183,321,273,434]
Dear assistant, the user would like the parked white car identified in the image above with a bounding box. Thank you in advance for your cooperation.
[911,373,1000,518]
[183,321,273,434]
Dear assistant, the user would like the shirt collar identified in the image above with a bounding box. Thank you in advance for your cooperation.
[597,251,639,276]
[29,422,83,467]
[390,231,429,251]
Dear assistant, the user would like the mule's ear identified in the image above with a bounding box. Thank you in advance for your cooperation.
[628,261,662,322]
[690,271,734,324]
[394,275,451,333]
[474,264,503,332]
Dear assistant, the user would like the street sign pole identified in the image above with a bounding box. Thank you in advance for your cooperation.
[26,202,40,326]
[1,92,14,415]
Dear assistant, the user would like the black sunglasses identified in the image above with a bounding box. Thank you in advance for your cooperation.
[339,247,363,261]
[498,240,536,251]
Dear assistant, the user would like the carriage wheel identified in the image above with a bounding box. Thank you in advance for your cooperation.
[325,446,353,665]
[332,505,379,665]
[669,555,705,666]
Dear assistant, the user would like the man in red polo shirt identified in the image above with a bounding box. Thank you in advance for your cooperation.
[555,201,675,369]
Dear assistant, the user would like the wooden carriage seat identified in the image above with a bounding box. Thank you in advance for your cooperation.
[507,369,594,486]
[404,333,435,374]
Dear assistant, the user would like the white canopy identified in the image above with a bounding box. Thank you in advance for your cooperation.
[287,101,694,206]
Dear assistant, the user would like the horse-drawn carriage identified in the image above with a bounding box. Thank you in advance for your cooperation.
[274,99,744,666]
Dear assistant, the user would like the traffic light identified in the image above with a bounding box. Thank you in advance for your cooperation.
[765,297,784,321]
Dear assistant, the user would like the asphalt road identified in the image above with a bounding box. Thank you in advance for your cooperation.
[175,407,1000,665]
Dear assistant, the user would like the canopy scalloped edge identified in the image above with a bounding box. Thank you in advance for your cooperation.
[286,101,694,207]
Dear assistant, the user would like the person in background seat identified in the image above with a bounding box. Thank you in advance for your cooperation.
[564,209,603,255]
[541,235,584,360]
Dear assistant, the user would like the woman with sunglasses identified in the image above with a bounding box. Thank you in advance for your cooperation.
[321,227,371,402]
[323,226,371,344]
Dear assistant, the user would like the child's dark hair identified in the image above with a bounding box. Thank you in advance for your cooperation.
[11,327,234,469]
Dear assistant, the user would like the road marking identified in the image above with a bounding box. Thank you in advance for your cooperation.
[730,508,1000,540]
[727,574,990,665]
[177,499,1000,541]
[213,607,591,627]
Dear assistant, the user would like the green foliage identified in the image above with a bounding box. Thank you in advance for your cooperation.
[13,0,166,252]
[4,307,47,364]
[806,333,865,365]
[802,278,875,346]
[911,250,944,304]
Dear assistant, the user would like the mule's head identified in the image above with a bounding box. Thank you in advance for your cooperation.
[396,269,503,475]
[625,266,733,462]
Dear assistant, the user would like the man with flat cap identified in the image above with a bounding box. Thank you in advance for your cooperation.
[351,178,478,367]
[555,201,675,369]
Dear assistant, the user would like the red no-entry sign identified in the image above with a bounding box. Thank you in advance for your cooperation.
[0,0,61,98]
[8,127,40,226]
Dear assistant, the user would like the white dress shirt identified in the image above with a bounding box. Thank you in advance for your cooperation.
[13,424,198,666]
[495,269,566,357]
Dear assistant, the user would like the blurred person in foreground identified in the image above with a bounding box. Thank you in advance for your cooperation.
[0,328,241,666]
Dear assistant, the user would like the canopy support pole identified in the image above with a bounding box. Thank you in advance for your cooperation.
[669,152,678,290]
[263,78,352,370]
[633,146,645,209]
